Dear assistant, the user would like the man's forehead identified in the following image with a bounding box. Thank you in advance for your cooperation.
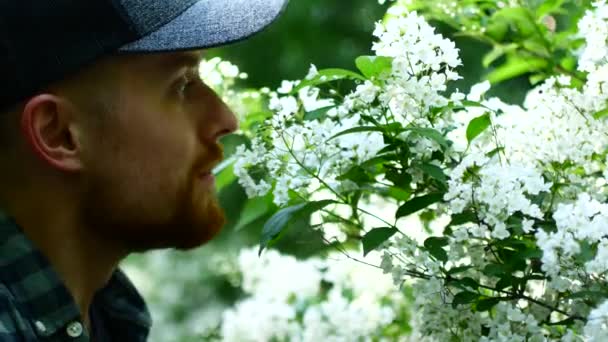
[109,50,205,83]
[154,50,206,71]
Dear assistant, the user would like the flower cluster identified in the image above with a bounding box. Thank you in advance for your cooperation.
[445,154,551,239]
[122,248,240,342]
[577,1,608,73]
[537,193,608,287]
[219,248,410,342]
[233,10,462,206]
[371,10,461,119]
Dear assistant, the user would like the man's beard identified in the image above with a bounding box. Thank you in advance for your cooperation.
[116,181,226,252]
[80,147,226,252]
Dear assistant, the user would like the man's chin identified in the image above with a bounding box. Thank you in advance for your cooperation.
[82,180,227,252]
[132,207,226,252]
[100,197,226,252]
[172,217,226,250]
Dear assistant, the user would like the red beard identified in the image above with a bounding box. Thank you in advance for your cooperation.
[80,144,226,251]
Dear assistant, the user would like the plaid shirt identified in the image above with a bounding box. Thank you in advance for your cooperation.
[0,214,151,341]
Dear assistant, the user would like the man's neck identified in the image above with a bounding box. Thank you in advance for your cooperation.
[7,202,127,332]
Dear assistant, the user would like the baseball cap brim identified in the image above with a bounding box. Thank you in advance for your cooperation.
[118,0,288,53]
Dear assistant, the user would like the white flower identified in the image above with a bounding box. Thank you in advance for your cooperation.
[218,61,240,78]
[491,221,510,239]
[221,298,298,342]
[522,219,535,233]
[354,80,380,103]
[380,251,393,274]
[507,306,526,322]
[467,80,491,101]
[585,300,608,341]
[305,64,319,80]
[278,80,296,94]
[298,86,334,112]
[585,239,608,274]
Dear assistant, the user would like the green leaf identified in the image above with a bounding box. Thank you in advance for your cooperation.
[241,111,272,131]
[328,125,399,141]
[214,162,237,190]
[560,56,577,72]
[492,7,537,38]
[535,0,566,19]
[337,166,374,183]
[362,227,399,256]
[459,100,488,108]
[475,297,501,312]
[424,236,449,263]
[482,44,518,68]
[396,193,444,219]
[358,154,391,168]
[259,200,337,255]
[304,105,335,121]
[419,163,447,185]
[405,127,450,149]
[386,169,412,189]
[452,291,479,308]
[447,265,473,275]
[234,194,274,231]
[291,68,366,94]
[355,55,394,79]
[486,147,505,158]
[529,73,548,85]
[593,107,608,120]
[485,19,509,41]
[483,263,506,277]
[576,240,597,263]
[466,113,492,144]
[487,56,548,84]
[495,276,515,291]
[424,236,449,248]
[448,211,477,227]
[522,37,550,57]
[459,277,479,291]
[386,186,411,201]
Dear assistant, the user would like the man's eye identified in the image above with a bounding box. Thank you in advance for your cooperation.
[177,77,193,94]
[175,73,198,96]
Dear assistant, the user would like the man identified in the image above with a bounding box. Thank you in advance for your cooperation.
[0,0,288,340]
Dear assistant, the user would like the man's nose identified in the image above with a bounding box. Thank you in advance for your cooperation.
[200,89,239,143]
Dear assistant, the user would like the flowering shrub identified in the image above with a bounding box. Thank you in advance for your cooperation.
[232,0,608,340]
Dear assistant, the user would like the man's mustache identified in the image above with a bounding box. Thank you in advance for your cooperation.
[197,143,224,173]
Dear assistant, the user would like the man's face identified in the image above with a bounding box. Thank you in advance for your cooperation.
[78,51,237,251]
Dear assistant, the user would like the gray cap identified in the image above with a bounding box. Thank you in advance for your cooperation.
[120,0,289,52]
[0,0,289,108]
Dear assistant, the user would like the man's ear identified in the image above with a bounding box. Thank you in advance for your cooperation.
[20,94,83,172]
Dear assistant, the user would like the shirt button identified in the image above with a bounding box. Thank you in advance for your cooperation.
[34,321,47,334]
[66,321,83,338]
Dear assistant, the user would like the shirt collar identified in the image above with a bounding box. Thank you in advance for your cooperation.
[0,214,151,338]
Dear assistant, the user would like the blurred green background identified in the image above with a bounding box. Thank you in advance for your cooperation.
[216,0,388,88]
[124,1,536,340]
[215,0,531,101]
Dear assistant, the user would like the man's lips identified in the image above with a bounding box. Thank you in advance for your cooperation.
[198,170,215,183]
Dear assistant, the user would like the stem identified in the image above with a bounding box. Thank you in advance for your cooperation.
[323,237,382,270]
[475,282,586,322]
[280,132,348,203]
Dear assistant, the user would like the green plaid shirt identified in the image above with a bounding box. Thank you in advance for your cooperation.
[0,214,151,341]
